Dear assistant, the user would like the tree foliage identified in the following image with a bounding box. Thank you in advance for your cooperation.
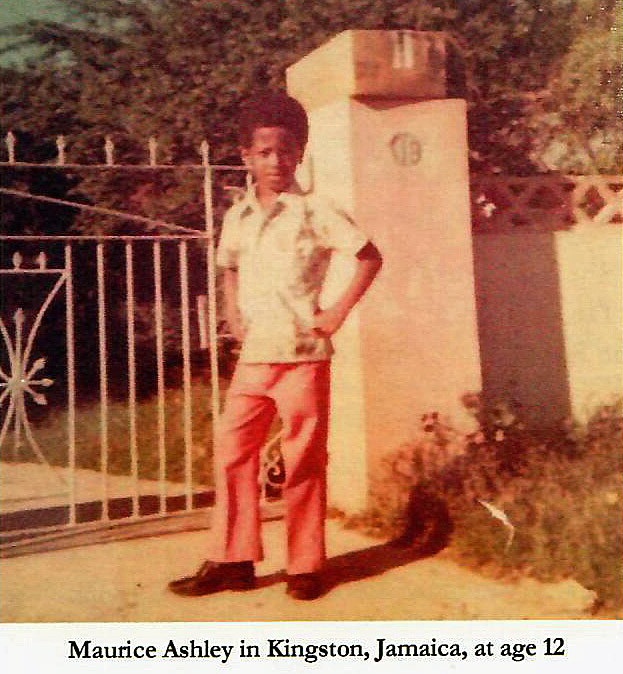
[1,0,619,406]
[531,0,622,172]
[1,0,620,234]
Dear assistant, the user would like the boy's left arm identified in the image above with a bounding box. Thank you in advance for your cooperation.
[313,241,382,337]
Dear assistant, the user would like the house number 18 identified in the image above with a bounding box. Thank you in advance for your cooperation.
[390,133,422,166]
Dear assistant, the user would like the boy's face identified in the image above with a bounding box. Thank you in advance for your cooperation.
[241,126,302,194]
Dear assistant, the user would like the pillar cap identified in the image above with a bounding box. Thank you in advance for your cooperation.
[287,30,446,111]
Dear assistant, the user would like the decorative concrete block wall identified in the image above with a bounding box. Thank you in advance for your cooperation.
[471,175,623,424]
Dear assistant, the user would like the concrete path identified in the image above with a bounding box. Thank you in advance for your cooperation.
[0,462,193,513]
[0,518,597,622]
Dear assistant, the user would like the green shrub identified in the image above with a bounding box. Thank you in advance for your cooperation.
[352,399,623,612]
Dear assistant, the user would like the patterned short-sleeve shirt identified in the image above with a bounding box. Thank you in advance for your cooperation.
[217,182,369,363]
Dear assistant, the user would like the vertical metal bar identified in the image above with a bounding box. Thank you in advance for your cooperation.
[178,241,193,510]
[96,242,110,521]
[104,136,114,166]
[12,397,22,461]
[201,143,220,489]
[13,310,24,460]
[0,315,17,454]
[6,131,16,164]
[149,137,158,167]
[65,244,77,525]
[125,241,139,517]
[197,295,208,350]
[0,399,16,454]
[153,241,167,514]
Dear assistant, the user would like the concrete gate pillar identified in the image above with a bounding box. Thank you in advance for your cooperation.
[287,31,482,512]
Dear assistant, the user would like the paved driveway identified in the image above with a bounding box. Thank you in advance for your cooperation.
[0,519,597,622]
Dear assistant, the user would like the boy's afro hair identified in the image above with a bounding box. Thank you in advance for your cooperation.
[238,91,309,150]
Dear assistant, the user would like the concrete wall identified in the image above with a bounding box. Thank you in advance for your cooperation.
[473,224,623,425]
[351,98,482,453]
[556,230,623,419]
[300,96,482,511]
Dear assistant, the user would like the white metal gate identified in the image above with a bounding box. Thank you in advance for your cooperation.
[0,135,283,556]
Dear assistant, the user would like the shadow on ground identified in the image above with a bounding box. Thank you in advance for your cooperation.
[256,487,453,598]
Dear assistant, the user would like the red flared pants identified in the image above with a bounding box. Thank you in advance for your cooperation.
[208,361,330,574]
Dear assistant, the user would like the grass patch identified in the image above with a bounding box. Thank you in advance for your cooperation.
[347,400,623,613]
[3,380,219,487]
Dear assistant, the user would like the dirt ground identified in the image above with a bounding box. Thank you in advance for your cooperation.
[0,518,604,623]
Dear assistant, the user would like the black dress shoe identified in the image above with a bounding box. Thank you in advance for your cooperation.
[286,572,322,600]
[168,560,255,596]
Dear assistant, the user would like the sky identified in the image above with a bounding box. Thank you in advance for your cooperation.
[0,0,65,65]
[0,0,64,27]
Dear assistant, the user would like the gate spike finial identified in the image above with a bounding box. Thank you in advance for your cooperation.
[6,131,16,164]
[56,135,66,165]
[199,140,209,167]
[104,136,115,165]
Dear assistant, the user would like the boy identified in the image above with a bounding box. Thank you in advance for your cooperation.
[169,92,382,600]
